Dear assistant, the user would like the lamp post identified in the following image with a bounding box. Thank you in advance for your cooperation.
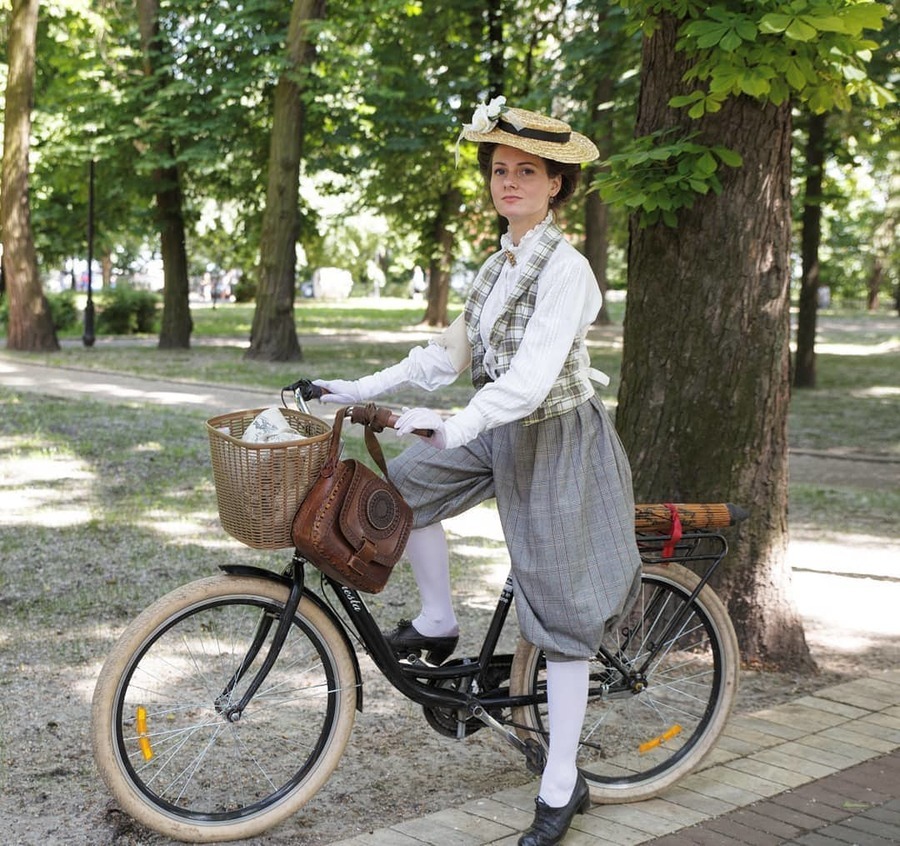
[82,158,96,347]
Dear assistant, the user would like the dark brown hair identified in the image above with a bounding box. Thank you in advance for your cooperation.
[476,142,582,209]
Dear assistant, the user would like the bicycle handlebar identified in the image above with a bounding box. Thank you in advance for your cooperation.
[283,379,434,437]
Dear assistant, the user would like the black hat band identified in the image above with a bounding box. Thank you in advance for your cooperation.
[496,118,571,144]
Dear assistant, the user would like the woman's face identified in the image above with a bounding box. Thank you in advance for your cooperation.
[489,145,561,236]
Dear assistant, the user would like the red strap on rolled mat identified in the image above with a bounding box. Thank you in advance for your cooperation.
[661,502,682,559]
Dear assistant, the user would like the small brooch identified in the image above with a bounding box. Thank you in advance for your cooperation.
[504,250,517,267]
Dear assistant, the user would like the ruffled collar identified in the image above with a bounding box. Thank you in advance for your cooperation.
[500,214,553,266]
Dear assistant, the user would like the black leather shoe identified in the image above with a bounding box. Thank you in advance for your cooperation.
[518,773,590,846]
[384,619,458,664]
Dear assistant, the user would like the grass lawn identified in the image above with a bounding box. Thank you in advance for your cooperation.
[1,299,897,630]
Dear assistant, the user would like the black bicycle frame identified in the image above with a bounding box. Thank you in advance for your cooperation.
[324,566,538,714]
[218,529,731,732]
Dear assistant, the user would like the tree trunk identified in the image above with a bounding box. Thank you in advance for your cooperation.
[617,14,814,671]
[866,257,883,311]
[247,0,324,362]
[423,187,460,328]
[794,111,827,389]
[585,22,615,326]
[136,0,193,350]
[2,0,59,352]
[585,172,611,326]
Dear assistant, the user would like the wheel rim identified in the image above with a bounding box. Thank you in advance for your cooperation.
[111,595,342,822]
[524,573,730,788]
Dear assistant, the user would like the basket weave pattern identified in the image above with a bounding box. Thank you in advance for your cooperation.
[207,408,332,549]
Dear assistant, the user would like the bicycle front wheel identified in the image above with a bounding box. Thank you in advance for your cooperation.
[91,574,358,842]
[509,563,739,803]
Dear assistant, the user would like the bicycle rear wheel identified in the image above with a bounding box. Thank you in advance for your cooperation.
[91,574,357,842]
[509,563,739,803]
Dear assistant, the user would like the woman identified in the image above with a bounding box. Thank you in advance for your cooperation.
[315,98,641,846]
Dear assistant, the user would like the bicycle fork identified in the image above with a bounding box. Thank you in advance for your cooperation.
[215,560,305,722]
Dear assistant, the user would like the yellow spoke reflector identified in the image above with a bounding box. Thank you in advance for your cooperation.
[136,706,154,761]
[639,724,682,754]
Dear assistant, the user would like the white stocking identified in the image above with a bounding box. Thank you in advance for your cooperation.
[404,523,458,637]
[539,659,589,807]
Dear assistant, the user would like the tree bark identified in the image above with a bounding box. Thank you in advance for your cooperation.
[136,0,193,350]
[423,187,460,328]
[617,15,814,671]
[866,257,883,311]
[2,0,59,352]
[246,0,325,362]
[794,111,827,389]
[585,173,611,325]
[585,73,615,325]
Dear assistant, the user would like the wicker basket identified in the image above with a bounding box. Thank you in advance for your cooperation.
[207,407,332,549]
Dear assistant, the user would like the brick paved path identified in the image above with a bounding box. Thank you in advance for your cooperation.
[330,671,900,846]
[651,748,899,845]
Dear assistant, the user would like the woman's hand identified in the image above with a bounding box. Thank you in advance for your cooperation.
[312,379,364,404]
[394,407,448,449]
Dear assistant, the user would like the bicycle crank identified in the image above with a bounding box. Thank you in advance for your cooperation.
[468,703,546,774]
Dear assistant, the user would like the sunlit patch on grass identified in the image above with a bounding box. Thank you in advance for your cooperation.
[851,385,900,399]
[816,339,900,357]
[0,451,95,527]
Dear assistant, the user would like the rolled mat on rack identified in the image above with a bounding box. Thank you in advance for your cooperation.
[634,503,748,533]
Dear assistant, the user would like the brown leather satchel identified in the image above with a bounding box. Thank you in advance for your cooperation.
[291,405,412,593]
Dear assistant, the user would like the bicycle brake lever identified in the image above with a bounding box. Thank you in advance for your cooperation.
[282,379,324,401]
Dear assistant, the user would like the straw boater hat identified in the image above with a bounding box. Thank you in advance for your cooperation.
[460,96,599,164]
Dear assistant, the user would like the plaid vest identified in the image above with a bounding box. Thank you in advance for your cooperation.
[464,224,594,426]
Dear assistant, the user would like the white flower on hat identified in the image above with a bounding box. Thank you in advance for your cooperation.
[465,95,507,133]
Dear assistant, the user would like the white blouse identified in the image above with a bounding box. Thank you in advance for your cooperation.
[396,221,602,449]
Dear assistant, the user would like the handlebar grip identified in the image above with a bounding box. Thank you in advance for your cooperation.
[386,412,434,439]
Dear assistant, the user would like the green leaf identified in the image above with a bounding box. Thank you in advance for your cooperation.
[696,23,730,48]
[839,3,889,36]
[720,30,743,52]
[785,58,808,90]
[735,19,757,41]
[696,152,718,175]
[713,146,743,167]
[738,73,771,97]
[758,13,792,34]
[800,14,846,34]
[785,18,818,41]
[669,90,705,107]
[842,64,868,82]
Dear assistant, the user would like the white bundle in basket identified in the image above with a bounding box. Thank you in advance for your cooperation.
[241,407,305,444]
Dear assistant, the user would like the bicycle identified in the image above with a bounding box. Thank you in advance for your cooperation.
[91,382,747,843]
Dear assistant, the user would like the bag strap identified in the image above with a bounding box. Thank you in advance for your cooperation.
[323,405,393,478]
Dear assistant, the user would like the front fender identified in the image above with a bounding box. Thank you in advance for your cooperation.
[219,564,364,712]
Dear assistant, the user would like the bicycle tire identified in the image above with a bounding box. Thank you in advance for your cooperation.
[91,574,357,842]
[509,563,739,803]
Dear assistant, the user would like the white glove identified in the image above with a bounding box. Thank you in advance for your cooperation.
[314,361,411,405]
[394,407,448,450]
[312,379,363,404]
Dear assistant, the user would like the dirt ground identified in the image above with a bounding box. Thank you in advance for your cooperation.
[1,450,898,846]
